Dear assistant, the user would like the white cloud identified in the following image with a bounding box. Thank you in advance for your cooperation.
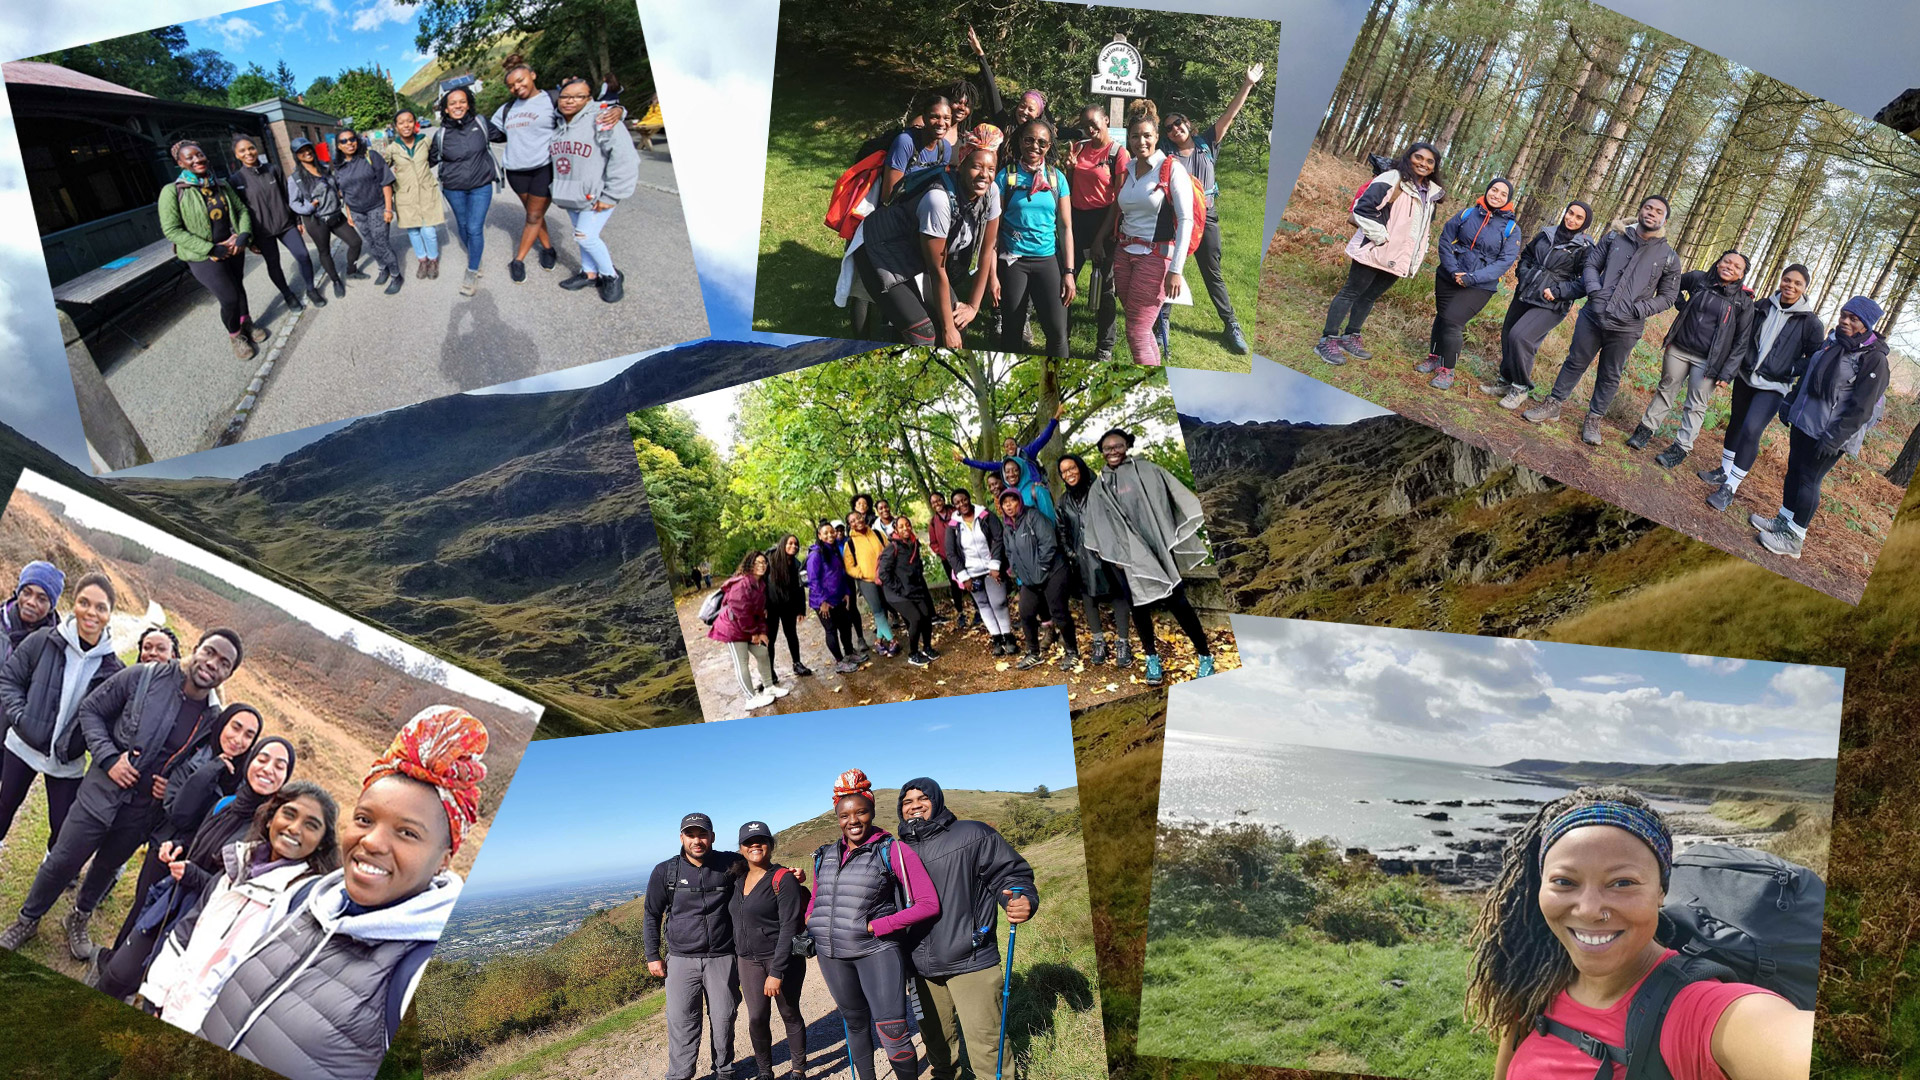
[349,0,410,32]
[926,723,952,732]
[311,0,339,14]
[197,15,263,51]
[1578,673,1645,686]
[1682,654,1749,674]
[1770,665,1842,709]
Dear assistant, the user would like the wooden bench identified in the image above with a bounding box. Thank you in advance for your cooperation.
[52,239,184,350]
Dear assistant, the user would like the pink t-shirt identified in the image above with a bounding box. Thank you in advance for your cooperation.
[1509,950,1781,1080]
[1069,139,1129,210]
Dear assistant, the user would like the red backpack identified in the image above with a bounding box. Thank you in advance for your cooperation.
[1116,156,1206,256]
[825,149,888,239]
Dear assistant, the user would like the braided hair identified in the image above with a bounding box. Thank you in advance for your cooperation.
[1465,784,1670,1041]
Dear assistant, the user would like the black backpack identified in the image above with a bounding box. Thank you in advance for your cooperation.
[1531,844,1822,1080]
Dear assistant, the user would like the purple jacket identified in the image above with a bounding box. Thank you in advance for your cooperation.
[805,541,852,609]
[708,573,769,644]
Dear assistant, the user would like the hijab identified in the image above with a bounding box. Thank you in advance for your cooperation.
[1552,200,1593,245]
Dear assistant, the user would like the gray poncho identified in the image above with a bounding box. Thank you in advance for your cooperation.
[1081,457,1208,605]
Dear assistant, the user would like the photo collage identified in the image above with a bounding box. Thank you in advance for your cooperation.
[0,2,1912,1080]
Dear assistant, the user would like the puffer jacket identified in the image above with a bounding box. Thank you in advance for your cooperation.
[1345,168,1445,278]
[877,537,933,608]
[75,661,224,818]
[1436,200,1521,288]
[1784,330,1892,457]
[643,849,745,961]
[1579,220,1681,331]
[805,827,938,961]
[0,599,58,666]
[0,620,125,774]
[548,104,641,212]
[383,134,444,228]
[196,868,460,1080]
[1663,269,1755,374]
[895,778,1039,978]
[805,541,853,609]
[1512,228,1595,314]
[707,573,768,645]
[1726,292,1824,391]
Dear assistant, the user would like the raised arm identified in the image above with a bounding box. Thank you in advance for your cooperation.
[1209,63,1265,145]
[967,26,1004,120]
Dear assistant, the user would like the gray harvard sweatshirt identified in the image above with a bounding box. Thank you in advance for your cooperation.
[548,106,640,211]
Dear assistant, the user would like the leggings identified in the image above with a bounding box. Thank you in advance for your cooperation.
[1498,302,1568,391]
[301,213,362,285]
[817,949,917,1080]
[855,580,894,641]
[1324,260,1400,336]
[348,204,403,276]
[817,601,857,661]
[1429,272,1496,369]
[405,225,440,259]
[189,257,251,334]
[1781,426,1843,530]
[964,574,1012,635]
[0,747,81,852]
[728,640,774,697]
[1724,381,1785,471]
[854,247,935,346]
[1019,561,1077,654]
[1194,212,1238,327]
[1119,575,1211,659]
[256,227,317,295]
[1070,206,1119,352]
[568,206,618,276]
[769,607,804,670]
[998,256,1068,357]
[1078,586,1132,644]
[893,595,934,656]
[443,185,494,272]
[739,954,808,1076]
[1114,245,1172,364]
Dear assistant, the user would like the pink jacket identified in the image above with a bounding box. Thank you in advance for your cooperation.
[707,573,768,644]
[1345,169,1445,278]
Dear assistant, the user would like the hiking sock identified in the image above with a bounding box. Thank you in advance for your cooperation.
[1720,448,1737,474]
[1725,463,1749,493]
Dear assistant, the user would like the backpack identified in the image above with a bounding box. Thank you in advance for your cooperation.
[768,867,819,958]
[1530,844,1823,1080]
[1114,156,1205,256]
[824,130,944,239]
[1349,152,1401,214]
[697,583,728,626]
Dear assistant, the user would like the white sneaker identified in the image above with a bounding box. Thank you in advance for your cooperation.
[767,684,791,698]
[744,691,776,709]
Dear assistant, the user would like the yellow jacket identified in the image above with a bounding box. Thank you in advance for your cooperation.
[844,529,886,583]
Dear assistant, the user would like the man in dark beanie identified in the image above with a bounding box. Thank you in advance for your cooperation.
[1700,263,1825,512]
[0,561,63,666]
[1524,194,1683,445]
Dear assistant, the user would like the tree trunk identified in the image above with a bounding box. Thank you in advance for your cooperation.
[1579,40,1657,200]
[1469,47,1533,183]
[1508,39,1573,182]
[1871,199,1920,296]
[1522,31,1616,229]
[1676,79,1766,264]
[1887,424,1920,487]
[1323,0,1397,148]
[1437,32,1500,152]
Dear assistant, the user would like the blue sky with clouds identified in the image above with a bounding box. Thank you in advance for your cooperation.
[460,686,1078,894]
[182,0,432,94]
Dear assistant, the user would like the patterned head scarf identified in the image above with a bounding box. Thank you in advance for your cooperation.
[363,705,491,854]
[1539,801,1673,889]
[834,768,874,804]
[959,123,1004,167]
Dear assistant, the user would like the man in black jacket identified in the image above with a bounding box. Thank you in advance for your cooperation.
[645,812,745,1080]
[899,778,1037,1080]
[0,628,241,958]
[1524,195,1683,445]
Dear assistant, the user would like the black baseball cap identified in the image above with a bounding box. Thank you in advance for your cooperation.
[681,812,714,835]
[740,821,774,844]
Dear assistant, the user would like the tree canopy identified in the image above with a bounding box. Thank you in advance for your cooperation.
[307,66,401,130]
[403,0,651,110]
[29,25,233,106]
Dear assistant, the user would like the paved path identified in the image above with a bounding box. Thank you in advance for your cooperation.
[97,148,705,461]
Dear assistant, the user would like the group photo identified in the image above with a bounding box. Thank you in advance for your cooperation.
[752,0,1281,372]
[1253,0,1920,604]
[0,469,542,1080]
[627,345,1239,721]
[1136,616,1840,1080]
[14,0,704,467]
[413,688,1101,1080]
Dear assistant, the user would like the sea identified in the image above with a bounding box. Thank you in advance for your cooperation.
[1159,733,1695,859]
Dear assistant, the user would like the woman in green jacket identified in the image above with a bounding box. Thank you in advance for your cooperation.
[158,140,269,360]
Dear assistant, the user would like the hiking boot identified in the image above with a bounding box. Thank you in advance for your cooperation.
[1337,333,1372,360]
[1706,484,1736,512]
[1092,347,1114,364]
[1654,443,1689,469]
[331,277,347,298]
[1698,465,1728,485]
[246,324,271,344]
[1197,655,1217,678]
[1144,653,1165,687]
[1227,322,1250,354]
[744,691,776,709]
[1087,637,1109,666]
[0,917,37,951]
[1758,527,1804,559]
[346,266,372,280]
[1015,652,1045,671]
[416,257,429,279]
[1499,387,1531,410]
[306,287,328,308]
[375,267,391,285]
[82,946,104,988]
[1580,414,1604,446]
[1414,354,1441,374]
[539,244,558,271]
[597,269,626,304]
[1113,641,1135,669]
[508,259,527,282]
[1429,369,1455,390]
[429,257,440,278]
[1521,398,1563,424]
[1478,379,1510,396]
[281,288,304,311]
[833,659,859,674]
[558,271,594,291]
[384,274,404,295]
[1311,336,1348,366]
[793,664,814,677]
[908,652,931,668]
[230,334,257,360]
[1055,650,1081,671]
[460,269,480,297]
[65,906,95,962]
[1625,423,1654,450]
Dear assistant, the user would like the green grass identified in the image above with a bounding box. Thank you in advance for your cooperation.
[753,65,1259,372]
[1137,933,1491,1078]
[467,992,668,1080]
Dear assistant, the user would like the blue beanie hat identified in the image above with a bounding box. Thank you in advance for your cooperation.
[1841,295,1885,330]
[15,561,63,607]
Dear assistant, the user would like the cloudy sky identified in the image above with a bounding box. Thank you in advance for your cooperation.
[1176,615,1845,766]
[1,0,1916,473]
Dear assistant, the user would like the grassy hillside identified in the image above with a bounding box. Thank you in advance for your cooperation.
[1497,756,1838,798]
[396,32,536,104]
[773,786,1082,861]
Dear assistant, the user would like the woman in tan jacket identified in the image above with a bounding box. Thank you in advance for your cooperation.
[386,109,446,279]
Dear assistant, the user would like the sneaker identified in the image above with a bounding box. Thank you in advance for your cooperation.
[1654,443,1689,469]
[1093,347,1114,364]
[922,646,941,660]
[539,244,558,270]
[1751,511,1791,535]
[375,267,391,285]
[1625,423,1654,450]
[1522,398,1563,424]
[1227,323,1250,354]
[908,652,931,668]
[794,664,814,677]
[1055,651,1081,671]
[384,275,404,295]
[1706,484,1736,512]
[833,659,860,674]
[1478,379,1510,396]
[346,267,372,280]
[306,287,329,308]
[331,277,347,298]
[1499,387,1531,410]
[0,916,37,951]
[1758,527,1804,559]
[508,259,527,282]
[1087,638,1109,666]
[767,684,791,698]
[596,269,625,304]
[852,649,872,664]
[1312,336,1349,366]
[1580,414,1604,446]
[281,288,304,312]
[558,271,595,291]
[1114,642,1135,669]
[1144,653,1165,687]
[1337,333,1373,360]
[246,325,271,344]
[460,269,480,297]
[744,691,777,709]
[1414,354,1441,374]
[1429,368,1455,390]
[1015,653,1045,670]
[1197,655,1216,678]
[230,334,257,360]
[1698,465,1729,485]
[64,906,95,962]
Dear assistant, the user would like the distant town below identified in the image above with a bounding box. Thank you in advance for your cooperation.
[437,874,650,963]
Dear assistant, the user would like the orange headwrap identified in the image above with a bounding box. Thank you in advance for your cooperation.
[834,768,874,803]
[363,705,491,854]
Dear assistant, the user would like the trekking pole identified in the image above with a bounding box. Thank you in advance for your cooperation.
[995,886,1028,1080]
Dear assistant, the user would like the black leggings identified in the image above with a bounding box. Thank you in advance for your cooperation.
[1070,206,1119,351]
[189,256,251,334]
[854,247,934,346]
[739,954,808,1075]
[1782,426,1843,529]
[1724,382,1785,471]
[769,607,803,670]
[0,747,81,852]
[1078,584,1132,644]
[892,595,935,655]
[1120,577,1210,659]
[302,213,362,285]
[257,227,317,295]
[1429,272,1496,369]
[816,601,857,661]
[1324,260,1400,336]
[999,256,1068,357]
[1019,562,1077,654]
[817,949,916,1080]
[1194,212,1238,327]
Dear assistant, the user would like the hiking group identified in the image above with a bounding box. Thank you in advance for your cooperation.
[702,411,1218,711]
[161,53,639,361]
[827,26,1263,365]
[0,558,492,1080]
[645,770,1038,1080]
[1309,140,1895,561]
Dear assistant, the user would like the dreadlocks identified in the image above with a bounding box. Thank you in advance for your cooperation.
[1465,784,1670,1041]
